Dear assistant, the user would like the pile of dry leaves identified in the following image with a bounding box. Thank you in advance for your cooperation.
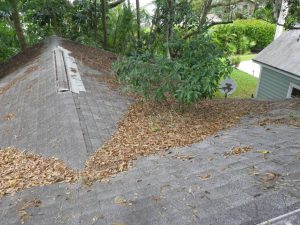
[62,40,117,72]
[0,147,77,197]
[82,99,270,182]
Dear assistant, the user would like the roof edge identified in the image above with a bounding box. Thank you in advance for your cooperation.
[253,60,300,79]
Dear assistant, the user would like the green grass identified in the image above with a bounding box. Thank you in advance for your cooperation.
[236,54,257,61]
[215,68,258,99]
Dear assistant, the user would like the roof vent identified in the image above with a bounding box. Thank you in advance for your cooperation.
[53,46,86,94]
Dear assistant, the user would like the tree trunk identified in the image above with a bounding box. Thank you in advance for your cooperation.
[199,0,213,27]
[101,0,108,49]
[166,0,174,58]
[8,0,26,51]
[94,0,98,46]
[274,0,289,39]
[136,0,141,48]
[272,0,280,22]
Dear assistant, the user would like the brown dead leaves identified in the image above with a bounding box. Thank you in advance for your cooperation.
[18,198,42,224]
[0,99,271,196]
[83,99,270,182]
[4,113,15,121]
[224,146,252,156]
[260,172,281,190]
[0,147,77,198]
[260,117,300,127]
[62,40,117,72]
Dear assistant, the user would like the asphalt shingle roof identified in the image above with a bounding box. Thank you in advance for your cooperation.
[0,38,131,169]
[253,29,300,77]
[0,37,300,225]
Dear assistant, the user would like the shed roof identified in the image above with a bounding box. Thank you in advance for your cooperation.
[253,29,300,77]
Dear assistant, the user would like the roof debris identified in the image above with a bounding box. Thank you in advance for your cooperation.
[224,145,252,156]
[259,117,300,127]
[62,40,117,72]
[0,147,77,198]
[82,99,270,182]
[18,198,42,224]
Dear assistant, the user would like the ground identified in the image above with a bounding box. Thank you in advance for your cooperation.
[215,68,258,98]
[236,54,257,62]
[0,38,300,225]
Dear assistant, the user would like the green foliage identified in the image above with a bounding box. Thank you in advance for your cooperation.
[0,20,19,62]
[229,55,241,67]
[286,0,300,29]
[113,34,232,105]
[21,0,71,41]
[211,19,275,54]
[253,7,274,23]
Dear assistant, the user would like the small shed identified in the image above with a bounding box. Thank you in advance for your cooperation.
[253,29,300,99]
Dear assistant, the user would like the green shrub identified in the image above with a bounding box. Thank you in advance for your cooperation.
[0,21,19,62]
[211,19,275,54]
[230,55,241,67]
[232,19,275,51]
[113,34,232,105]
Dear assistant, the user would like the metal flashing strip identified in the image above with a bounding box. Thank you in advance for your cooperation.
[257,208,300,225]
[57,46,86,94]
[54,48,69,92]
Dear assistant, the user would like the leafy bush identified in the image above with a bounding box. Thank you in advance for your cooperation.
[233,19,275,51]
[0,21,19,62]
[113,34,232,105]
[229,55,241,67]
[211,19,275,54]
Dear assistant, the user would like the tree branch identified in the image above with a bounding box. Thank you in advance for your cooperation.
[108,0,125,8]
[183,21,233,39]
[206,21,233,28]
[211,0,252,8]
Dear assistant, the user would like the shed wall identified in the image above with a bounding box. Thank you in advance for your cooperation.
[256,67,300,99]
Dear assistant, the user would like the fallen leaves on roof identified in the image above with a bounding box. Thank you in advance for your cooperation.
[0,147,77,198]
[4,113,15,121]
[259,117,300,127]
[82,99,270,182]
[18,198,42,224]
[198,174,212,180]
[172,154,197,161]
[62,40,117,72]
[224,145,252,156]
[114,196,133,206]
[260,172,281,190]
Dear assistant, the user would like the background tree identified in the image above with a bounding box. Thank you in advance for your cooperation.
[274,0,289,39]
[7,0,26,50]
[101,0,108,49]
[136,0,141,48]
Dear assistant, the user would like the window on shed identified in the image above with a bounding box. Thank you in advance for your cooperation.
[291,87,300,98]
[287,83,300,98]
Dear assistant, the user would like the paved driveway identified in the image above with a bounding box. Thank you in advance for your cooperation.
[238,60,261,78]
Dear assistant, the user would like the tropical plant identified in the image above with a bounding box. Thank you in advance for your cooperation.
[113,34,232,105]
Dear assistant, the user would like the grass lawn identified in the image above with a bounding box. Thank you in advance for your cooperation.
[215,68,258,99]
[236,54,257,61]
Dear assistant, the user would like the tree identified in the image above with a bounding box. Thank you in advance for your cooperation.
[136,0,141,48]
[94,0,98,44]
[7,0,26,50]
[101,0,108,49]
[274,0,289,39]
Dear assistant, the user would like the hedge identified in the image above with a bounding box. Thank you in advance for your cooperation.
[231,19,276,51]
[211,19,276,54]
